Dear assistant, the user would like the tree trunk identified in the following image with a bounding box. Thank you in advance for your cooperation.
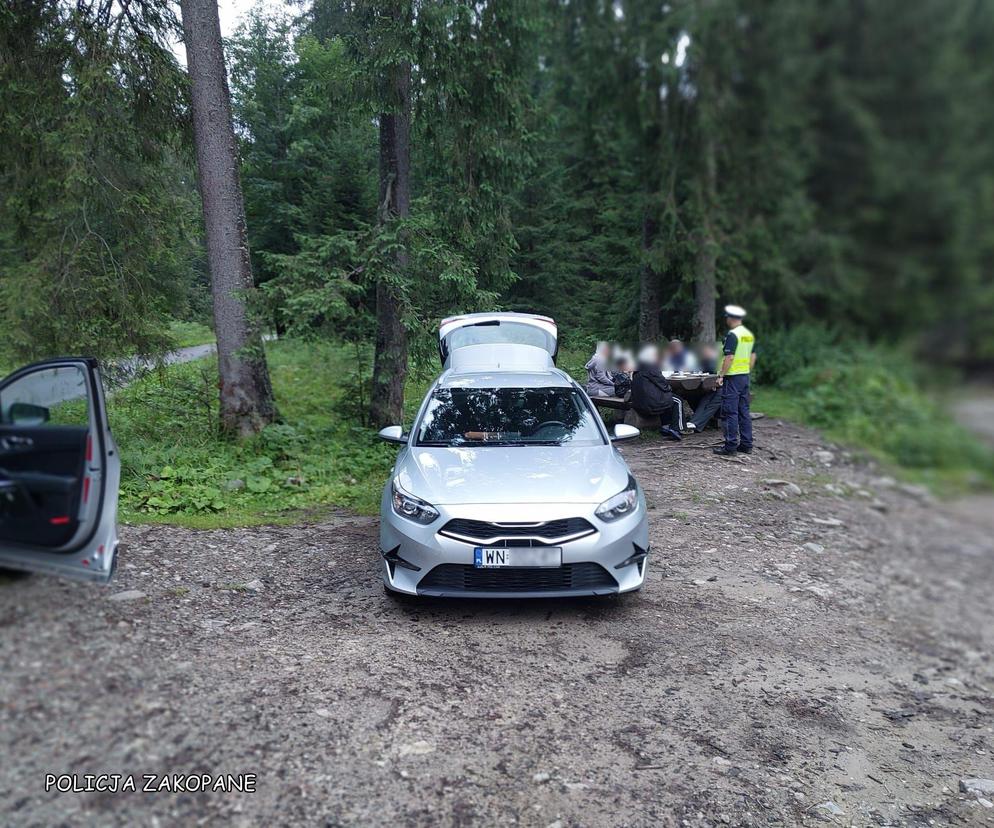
[638,209,661,343]
[181,0,276,437]
[692,136,718,345]
[639,51,664,345]
[693,234,717,345]
[368,47,412,429]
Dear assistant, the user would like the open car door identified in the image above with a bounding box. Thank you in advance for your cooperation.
[438,312,558,368]
[0,358,119,582]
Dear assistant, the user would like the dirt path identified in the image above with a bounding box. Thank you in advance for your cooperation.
[1,420,992,827]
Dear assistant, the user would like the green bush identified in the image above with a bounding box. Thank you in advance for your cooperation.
[167,320,215,348]
[772,350,994,485]
[752,324,842,385]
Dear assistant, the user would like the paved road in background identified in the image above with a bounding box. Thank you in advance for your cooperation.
[954,387,994,448]
[108,342,217,387]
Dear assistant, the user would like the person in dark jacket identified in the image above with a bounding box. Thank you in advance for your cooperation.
[685,344,721,433]
[696,343,719,375]
[630,345,682,441]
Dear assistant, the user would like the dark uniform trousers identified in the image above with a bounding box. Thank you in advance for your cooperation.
[721,374,753,451]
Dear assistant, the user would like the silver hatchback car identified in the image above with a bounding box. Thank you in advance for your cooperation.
[378,313,649,598]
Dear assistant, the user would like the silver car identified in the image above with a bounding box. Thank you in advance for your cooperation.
[378,313,649,598]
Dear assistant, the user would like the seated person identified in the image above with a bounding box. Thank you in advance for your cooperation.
[585,341,616,397]
[631,345,682,441]
[611,352,634,398]
[663,338,698,374]
[695,343,719,375]
[685,344,721,432]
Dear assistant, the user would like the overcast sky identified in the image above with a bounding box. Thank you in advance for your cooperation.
[216,0,278,38]
[172,0,283,62]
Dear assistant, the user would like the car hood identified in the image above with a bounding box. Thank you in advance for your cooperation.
[394,444,631,505]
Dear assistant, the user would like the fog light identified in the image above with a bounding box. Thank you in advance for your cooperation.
[615,543,648,571]
[381,545,421,576]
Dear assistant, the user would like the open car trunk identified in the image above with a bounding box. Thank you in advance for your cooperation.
[438,313,558,369]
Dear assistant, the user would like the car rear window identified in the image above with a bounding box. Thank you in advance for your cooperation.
[442,321,556,361]
[416,387,604,447]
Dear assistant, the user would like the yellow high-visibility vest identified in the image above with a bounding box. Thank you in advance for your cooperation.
[727,325,755,375]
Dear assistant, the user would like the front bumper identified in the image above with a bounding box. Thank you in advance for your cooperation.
[379,489,650,598]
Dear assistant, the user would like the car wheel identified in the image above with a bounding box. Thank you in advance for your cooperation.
[0,567,31,581]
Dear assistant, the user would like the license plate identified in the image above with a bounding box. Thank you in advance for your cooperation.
[473,547,562,568]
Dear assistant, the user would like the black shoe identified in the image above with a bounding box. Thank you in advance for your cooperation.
[660,426,682,442]
[713,445,737,456]
[737,445,752,454]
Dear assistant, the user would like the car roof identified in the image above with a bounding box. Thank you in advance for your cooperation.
[437,368,575,390]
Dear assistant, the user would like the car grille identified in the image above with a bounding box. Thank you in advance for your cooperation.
[438,517,596,545]
[417,563,617,594]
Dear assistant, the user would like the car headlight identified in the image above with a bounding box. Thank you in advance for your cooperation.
[391,479,440,525]
[595,475,639,522]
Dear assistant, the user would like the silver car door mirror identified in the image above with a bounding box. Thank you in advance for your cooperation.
[378,425,407,445]
[611,424,640,442]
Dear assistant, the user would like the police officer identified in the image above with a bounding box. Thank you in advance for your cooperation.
[713,305,756,456]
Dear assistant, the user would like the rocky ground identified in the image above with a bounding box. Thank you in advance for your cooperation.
[1,418,993,827]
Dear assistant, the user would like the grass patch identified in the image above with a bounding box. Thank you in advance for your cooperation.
[111,339,397,527]
[752,386,807,424]
[167,320,216,349]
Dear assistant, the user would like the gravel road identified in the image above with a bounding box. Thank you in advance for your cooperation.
[1,419,993,827]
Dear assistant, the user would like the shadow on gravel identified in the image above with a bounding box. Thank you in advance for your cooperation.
[386,593,635,624]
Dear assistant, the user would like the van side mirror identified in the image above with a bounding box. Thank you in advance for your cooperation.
[611,424,640,443]
[377,425,407,445]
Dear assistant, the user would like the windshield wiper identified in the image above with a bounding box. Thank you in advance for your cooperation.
[460,440,564,447]
[419,439,565,447]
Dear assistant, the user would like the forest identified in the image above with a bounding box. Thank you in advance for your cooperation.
[1,0,993,521]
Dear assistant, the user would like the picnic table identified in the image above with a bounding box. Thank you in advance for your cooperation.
[666,372,721,393]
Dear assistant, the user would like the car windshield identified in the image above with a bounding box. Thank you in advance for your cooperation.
[416,387,605,447]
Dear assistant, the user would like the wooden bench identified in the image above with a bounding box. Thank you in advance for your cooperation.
[588,395,630,411]
[589,395,666,430]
